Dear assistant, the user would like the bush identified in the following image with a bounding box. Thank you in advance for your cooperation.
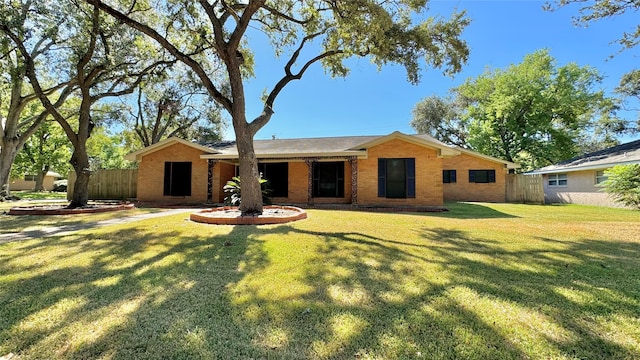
[223,175,272,206]
[600,164,640,209]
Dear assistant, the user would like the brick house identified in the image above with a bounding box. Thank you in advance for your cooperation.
[125,131,518,207]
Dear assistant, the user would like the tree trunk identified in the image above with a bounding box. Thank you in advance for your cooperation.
[68,146,91,208]
[235,124,263,216]
[34,165,49,192]
[0,139,20,196]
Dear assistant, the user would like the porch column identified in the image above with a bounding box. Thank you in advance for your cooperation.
[207,159,217,203]
[349,156,358,205]
[304,158,316,205]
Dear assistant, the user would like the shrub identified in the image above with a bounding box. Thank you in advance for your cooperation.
[223,175,272,206]
[600,164,640,209]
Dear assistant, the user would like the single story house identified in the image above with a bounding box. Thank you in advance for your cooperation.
[530,139,640,207]
[125,131,518,207]
[9,171,63,191]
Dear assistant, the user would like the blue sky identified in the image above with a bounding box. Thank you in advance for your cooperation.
[234,0,639,141]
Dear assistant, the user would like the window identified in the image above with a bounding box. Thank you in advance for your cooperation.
[164,162,192,196]
[595,170,608,185]
[443,170,457,183]
[468,170,496,183]
[548,173,567,187]
[313,162,344,197]
[23,175,36,181]
[259,162,288,197]
[378,158,416,198]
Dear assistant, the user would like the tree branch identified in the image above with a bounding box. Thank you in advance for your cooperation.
[87,0,233,113]
[262,4,312,25]
[250,34,341,135]
[3,25,78,144]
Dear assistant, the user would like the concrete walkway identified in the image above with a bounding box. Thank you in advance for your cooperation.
[0,208,195,244]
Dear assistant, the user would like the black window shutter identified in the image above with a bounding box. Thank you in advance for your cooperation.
[488,170,496,183]
[468,170,475,183]
[337,162,345,197]
[378,158,386,197]
[183,162,192,196]
[406,158,416,198]
[163,162,172,195]
[451,170,457,183]
[312,163,319,197]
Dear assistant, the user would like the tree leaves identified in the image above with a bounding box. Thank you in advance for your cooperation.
[411,50,629,171]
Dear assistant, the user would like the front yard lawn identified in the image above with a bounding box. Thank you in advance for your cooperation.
[1,203,639,359]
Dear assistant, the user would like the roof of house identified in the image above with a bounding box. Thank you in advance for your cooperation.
[200,131,461,159]
[530,139,640,174]
[125,131,517,168]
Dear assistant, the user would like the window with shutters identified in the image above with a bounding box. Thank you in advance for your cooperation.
[468,170,496,183]
[378,158,416,198]
[443,170,457,183]
[313,162,344,197]
[164,162,192,196]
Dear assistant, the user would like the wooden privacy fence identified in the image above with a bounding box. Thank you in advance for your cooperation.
[68,169,137,200]
[506,173,544,204]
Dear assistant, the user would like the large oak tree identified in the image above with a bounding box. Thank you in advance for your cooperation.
[121,64,225,147]
[5,1,174,207]
[411,50,625,171]
[0,0,75,196]
[87,0,470,215]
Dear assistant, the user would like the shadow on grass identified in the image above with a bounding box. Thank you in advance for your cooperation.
[0,223,274,359]
[1,215,639,359]
[432,202,519,219]
[222,225,639,359]
[0,208,164,235]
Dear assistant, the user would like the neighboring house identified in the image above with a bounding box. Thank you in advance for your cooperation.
[125,131,518,207]
[530,139,640,207]
[9,171,63,191]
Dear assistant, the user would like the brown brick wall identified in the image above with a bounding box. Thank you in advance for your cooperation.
[357,139,444,206]
[442,153,508,202]
[137,143,208,204]
[138,138,508,206]
[212,162,236,203]
[283,162,307,203]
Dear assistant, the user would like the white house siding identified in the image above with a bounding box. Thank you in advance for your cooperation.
[543,170,624,207]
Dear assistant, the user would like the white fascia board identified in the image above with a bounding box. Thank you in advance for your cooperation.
[529,159,640,174]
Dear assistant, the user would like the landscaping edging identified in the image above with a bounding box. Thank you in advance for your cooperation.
[190,205,307,225]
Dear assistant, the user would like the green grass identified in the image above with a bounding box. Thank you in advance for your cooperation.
[1,203,639,359]
[9,190,68,200]
[0,200,161,235]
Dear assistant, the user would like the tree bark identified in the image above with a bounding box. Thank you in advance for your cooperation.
[235,124,262,215]
[0,142,19,195]
[34,165,49,192]
[68,145,91,208]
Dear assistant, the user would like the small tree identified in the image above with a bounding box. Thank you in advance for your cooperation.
[600,164,640,209]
